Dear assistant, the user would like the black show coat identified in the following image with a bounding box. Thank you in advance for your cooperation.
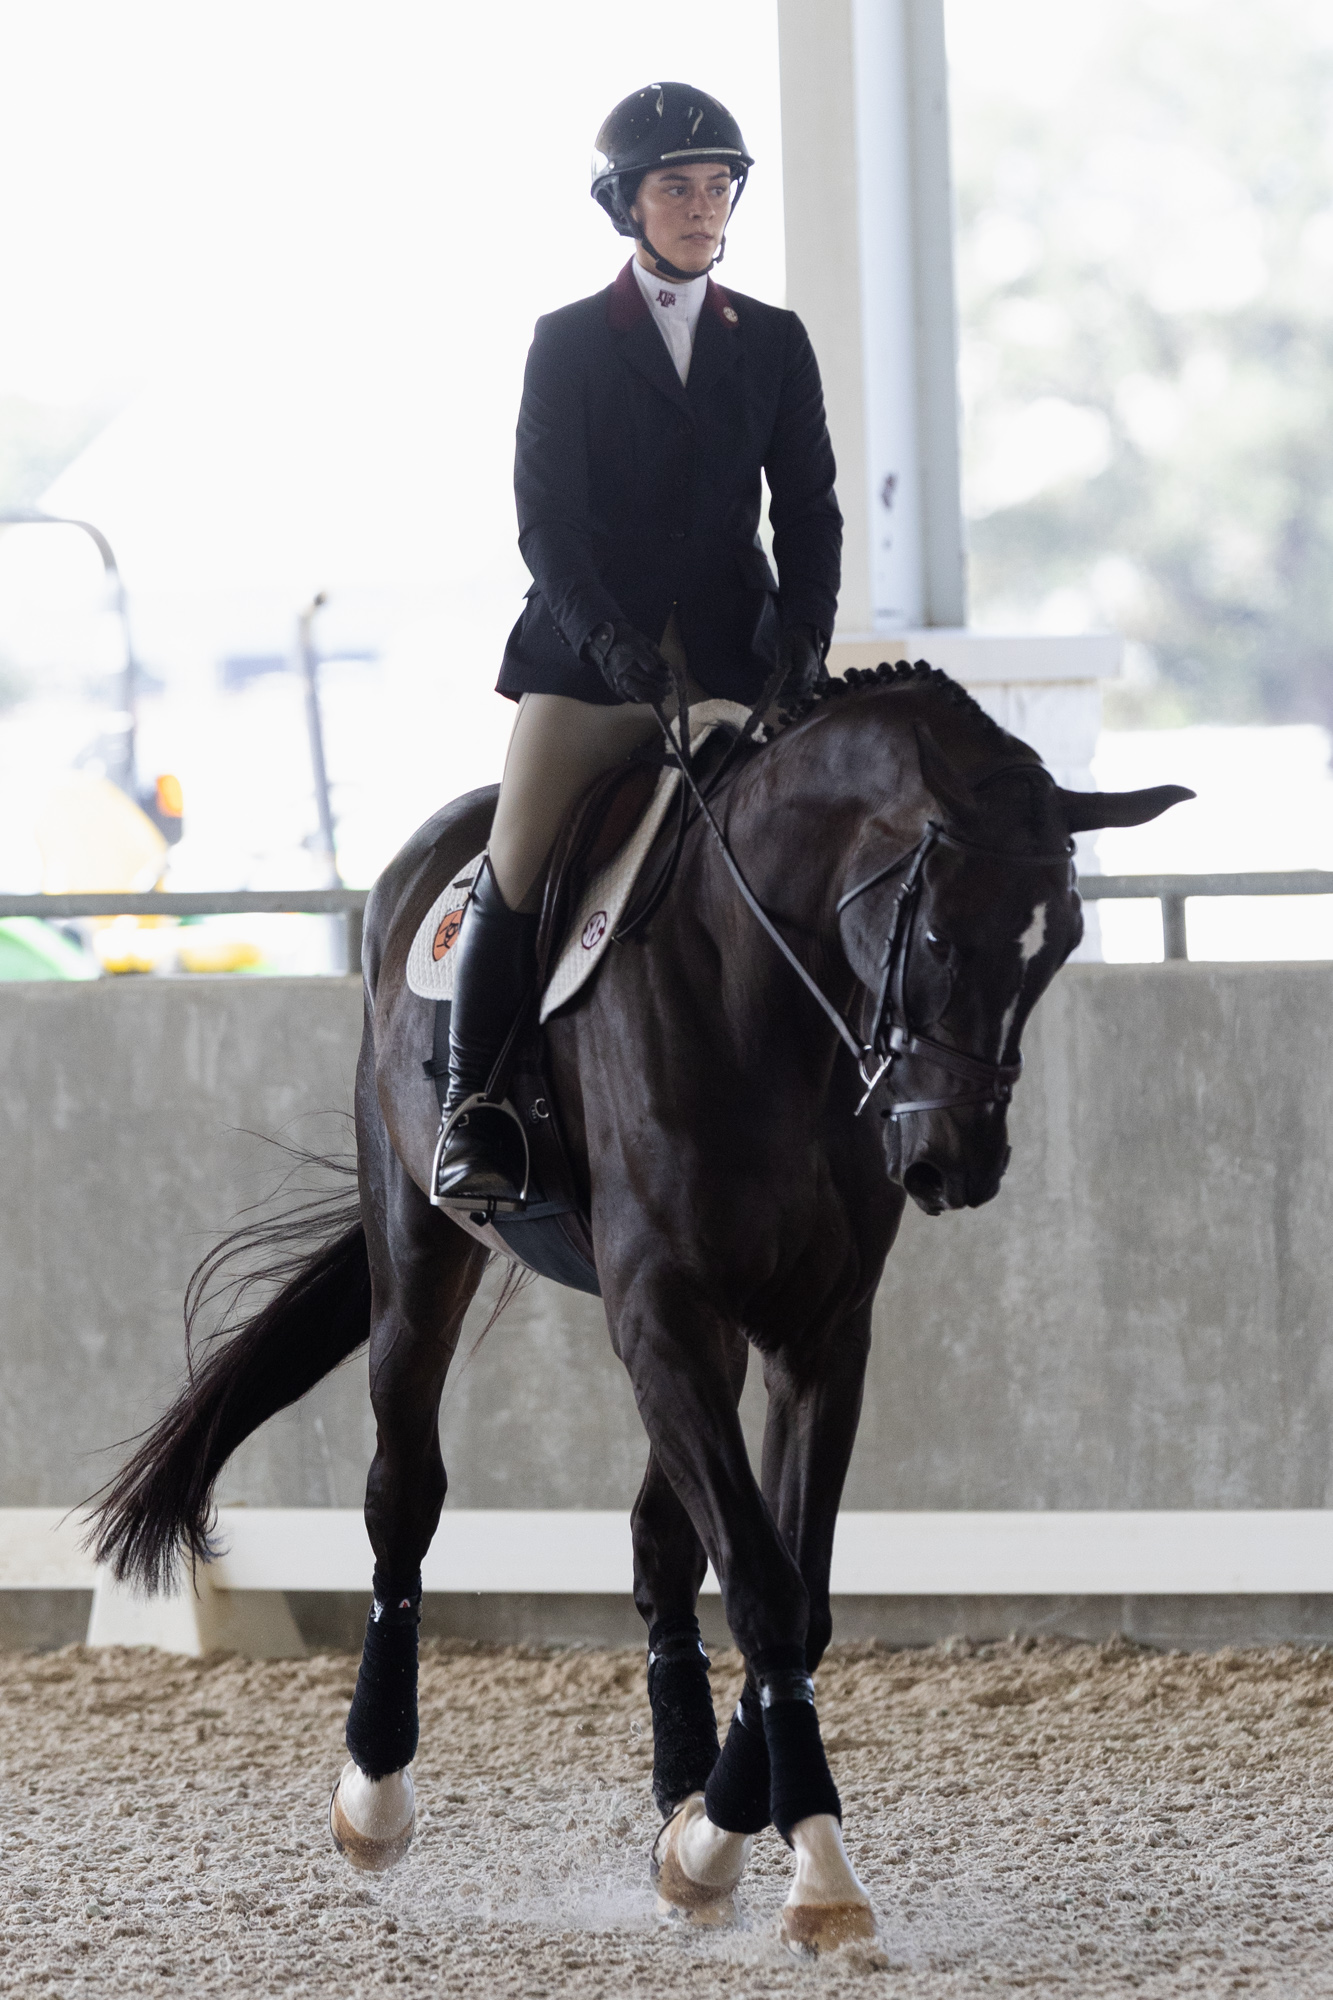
[497,260,842,707]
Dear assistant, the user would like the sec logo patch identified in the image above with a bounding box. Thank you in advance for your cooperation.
[433,909,465,960]
[581,911,608,951]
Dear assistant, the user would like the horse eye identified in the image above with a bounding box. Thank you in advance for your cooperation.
[924,930,951,956]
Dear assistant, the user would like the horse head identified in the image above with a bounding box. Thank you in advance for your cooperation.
[838,721,1193,1216]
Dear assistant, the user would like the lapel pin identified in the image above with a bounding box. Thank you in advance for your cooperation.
[723,306,739,324]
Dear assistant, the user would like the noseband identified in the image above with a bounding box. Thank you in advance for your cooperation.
[837,821,1073,1120]
[649,699,1073,1123]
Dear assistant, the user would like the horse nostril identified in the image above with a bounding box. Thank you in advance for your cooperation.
[903,1161,946,1211]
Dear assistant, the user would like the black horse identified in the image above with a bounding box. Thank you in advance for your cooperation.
[90,662,1190,1950]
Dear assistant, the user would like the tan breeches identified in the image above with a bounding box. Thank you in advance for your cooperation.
[488,619,702,912]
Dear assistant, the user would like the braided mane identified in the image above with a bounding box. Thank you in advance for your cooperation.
[780,656,1009,747]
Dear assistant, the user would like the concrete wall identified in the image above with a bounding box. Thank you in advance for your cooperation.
[3,966,1332,1646]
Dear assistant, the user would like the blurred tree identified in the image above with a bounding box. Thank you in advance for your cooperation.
[0,656,30,711]
[949,0,1333,727]
[0,399,112,710]
[0,398,109,515]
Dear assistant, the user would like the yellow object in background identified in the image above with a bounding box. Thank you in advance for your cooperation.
[178,935,264,975]
[30,771,274,976]
[92,914,169,976]
[35,773,167,894]
[155,772,184,820]
[34,774,175,975]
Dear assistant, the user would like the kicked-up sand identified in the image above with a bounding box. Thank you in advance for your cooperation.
[2,1633,1332,1997]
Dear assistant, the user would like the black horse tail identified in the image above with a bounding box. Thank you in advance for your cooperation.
[86,1147,372,1594]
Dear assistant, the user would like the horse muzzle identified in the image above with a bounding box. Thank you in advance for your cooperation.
[899,1139,1012,1215]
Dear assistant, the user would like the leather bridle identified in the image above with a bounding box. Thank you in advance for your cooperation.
[650,683,1075,1123]
[836,819,1074,1120]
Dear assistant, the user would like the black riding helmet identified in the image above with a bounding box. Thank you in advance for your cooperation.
[591,82,753,282]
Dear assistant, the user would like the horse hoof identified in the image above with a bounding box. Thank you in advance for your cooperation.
[329,1760,416,1872]
[656,1890,737,1928]
[780,1900,878,1956]
[650,1794,746,1927]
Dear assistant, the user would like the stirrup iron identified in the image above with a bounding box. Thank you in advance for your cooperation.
[429,1091,531,1217]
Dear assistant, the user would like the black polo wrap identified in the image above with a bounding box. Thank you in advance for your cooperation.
[646,1616,720,1816]
[344,1567,422,1779]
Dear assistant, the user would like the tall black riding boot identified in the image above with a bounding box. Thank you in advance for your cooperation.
[432,855,539,1211]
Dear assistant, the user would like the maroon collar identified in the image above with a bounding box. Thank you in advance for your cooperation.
[606,259,740,332]
[606,259,650,331]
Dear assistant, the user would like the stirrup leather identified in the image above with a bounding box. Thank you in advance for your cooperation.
[429,1091,531,1218]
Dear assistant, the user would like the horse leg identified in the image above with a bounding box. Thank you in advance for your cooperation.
[611,1278,842,1919]
[757,1302,878,1954]
[331,1117,489,1872]
[633,1451,716,1815]
[632,1330,760,1922]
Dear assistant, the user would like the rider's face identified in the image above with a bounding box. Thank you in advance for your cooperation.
[630,162,734,275]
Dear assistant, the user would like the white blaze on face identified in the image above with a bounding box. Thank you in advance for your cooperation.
[1019,900,1049,966]
[998,900,1049,1052]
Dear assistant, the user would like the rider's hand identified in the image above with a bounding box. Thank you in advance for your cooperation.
[778,623,828,706]
[583,621,673,705]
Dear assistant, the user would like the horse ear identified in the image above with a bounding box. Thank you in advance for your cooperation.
[914,722,980,829]
[1055,783,1195,834]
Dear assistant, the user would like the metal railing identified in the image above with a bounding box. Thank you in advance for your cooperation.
[1079,872,1333,961]
[0,889,368,973]
[1,873,1332,968]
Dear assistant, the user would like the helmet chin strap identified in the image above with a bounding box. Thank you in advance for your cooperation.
[634,227,728,284]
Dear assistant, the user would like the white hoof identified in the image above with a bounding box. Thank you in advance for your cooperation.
[651,1792,752,1927]
[656,1889,737,1928]
[780,1813,876,1956]
[329,1760,416,1872]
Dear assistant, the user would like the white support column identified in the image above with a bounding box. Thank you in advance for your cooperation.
[776,0,966,632]
[777,0,1119,956]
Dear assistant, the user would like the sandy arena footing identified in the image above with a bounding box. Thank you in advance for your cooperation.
[2,1635,1332,1996]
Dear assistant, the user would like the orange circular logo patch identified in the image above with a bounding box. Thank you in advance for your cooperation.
[433,908,465,960]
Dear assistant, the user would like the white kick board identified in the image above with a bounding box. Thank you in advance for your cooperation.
[5,1508,1333,1599]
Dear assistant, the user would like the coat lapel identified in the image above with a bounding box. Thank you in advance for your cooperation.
[686,281,743,408]
[606,260,693,416]
[621,318,695,415]
[605,261,743,415]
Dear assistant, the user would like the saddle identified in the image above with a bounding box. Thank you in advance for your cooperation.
[535,750,663,983]
[425,723,757,1298]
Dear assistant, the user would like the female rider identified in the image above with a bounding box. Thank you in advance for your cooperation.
[435,81,842,1209]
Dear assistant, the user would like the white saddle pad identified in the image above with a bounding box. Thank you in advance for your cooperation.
[404,859,483,1002]
[405,699,752,1017]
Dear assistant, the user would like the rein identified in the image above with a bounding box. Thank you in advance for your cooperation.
[615,651,788,940]
[649,688,1073,1120]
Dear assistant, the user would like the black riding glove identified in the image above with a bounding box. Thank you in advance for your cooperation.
[777,623,828,706]
[583,620,673,705]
